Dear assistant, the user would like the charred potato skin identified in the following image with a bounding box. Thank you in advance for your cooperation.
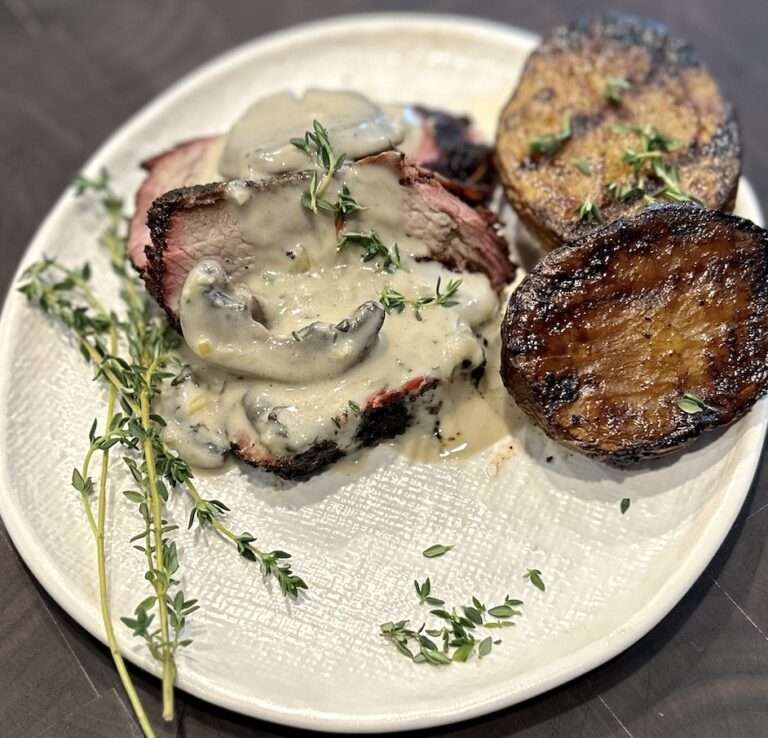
[501,205,768,463]
[495,14,741,251]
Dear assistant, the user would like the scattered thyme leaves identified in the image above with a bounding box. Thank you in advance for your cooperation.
[621,498,631,515]
[574,159,592,176]
[423,544,454,558]
[525,568,546,592]
[414,578,445,606]
[381,593,523,665]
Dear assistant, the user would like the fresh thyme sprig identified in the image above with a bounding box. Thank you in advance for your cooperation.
[67,327,156,738]
[651,160,704,204]
[291,120,347,213]
[186,500,307,598]
[381,591,523,664]
[319,183,365,218]
[19,171,307,732]
[379,277,462,321]
[337,231,401,271]
[606,123,701,206]
[291,119,366,218]
[379,286,407,314]
[529,114,572,156]
[21,250,192,722]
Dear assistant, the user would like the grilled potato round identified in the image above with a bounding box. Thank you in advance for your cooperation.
[501,205,768,463]
[495,14,741,250]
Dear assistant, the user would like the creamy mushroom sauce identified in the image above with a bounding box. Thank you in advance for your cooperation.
[219,89,421,179]
[157,89,510,469]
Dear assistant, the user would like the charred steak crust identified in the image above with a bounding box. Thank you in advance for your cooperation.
[233,377,438,479]
[501,204,768,463]
[128,137,218,272]
[495,14,741,251]
[413,105,495,203]
[235,440,344,481]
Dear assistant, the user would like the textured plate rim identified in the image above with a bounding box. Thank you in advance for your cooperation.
[0,12,765,733]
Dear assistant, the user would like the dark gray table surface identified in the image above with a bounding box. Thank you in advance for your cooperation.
[2,1,768,736]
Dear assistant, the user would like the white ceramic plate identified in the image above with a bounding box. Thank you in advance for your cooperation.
[0,13,765,734]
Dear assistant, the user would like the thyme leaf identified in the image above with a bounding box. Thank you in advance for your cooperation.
[577,198,604,225]
[529,115,572,156]
[677,392,711,414]
[525,568,546,592]
[422,543,454,558]
[621,498,631,514]
[604,76,631,105]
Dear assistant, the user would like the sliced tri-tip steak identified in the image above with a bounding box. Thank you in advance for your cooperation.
[234,376,439,479]
[144,151,513,324]
[128,106,493,271]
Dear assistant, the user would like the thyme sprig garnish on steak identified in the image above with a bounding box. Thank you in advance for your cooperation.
[379,277,462,321]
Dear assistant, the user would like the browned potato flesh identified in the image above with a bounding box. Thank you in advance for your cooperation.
[495,15,741,250]
[501,205,768,463]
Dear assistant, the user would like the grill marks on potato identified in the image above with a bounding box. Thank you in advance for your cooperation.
[495,15,741,250]
[501,205,768,462]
